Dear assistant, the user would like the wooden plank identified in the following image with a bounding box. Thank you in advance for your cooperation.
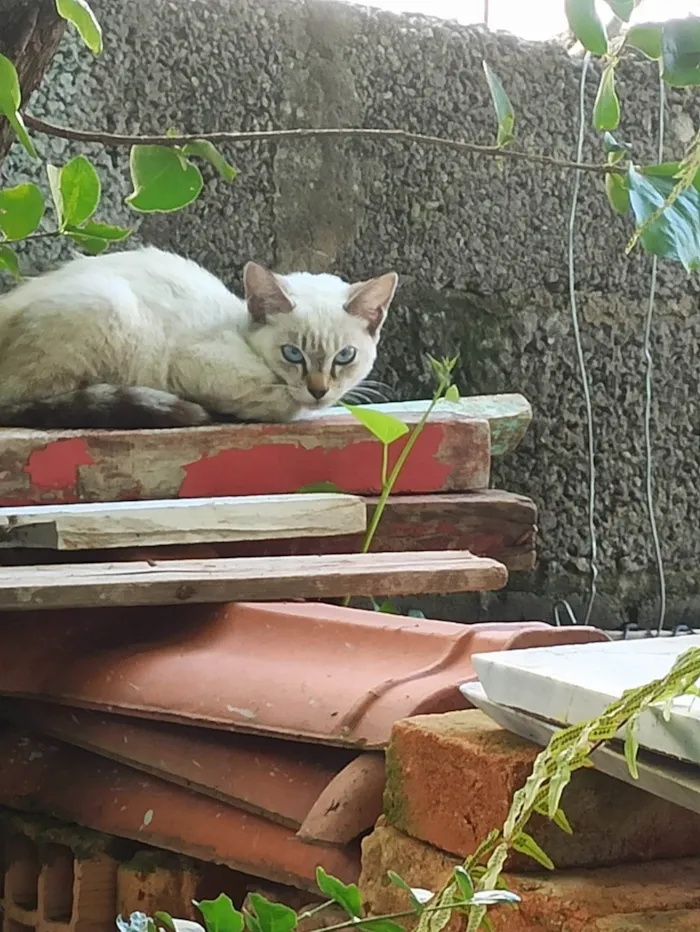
[0,550,508,610]
[0,409,491,507]
[0,493,366,551]
[0,490,537,571]
[462,681,700,817]
[301,393,532,457]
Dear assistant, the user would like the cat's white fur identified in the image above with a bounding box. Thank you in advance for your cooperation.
[0,246,398,428]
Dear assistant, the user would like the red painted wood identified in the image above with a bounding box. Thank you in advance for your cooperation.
[0,411,491,506]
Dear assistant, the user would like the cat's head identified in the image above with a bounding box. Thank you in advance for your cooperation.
[243,261,398,410]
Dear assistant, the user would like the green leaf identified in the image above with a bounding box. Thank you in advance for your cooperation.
[0,183,44,239]
[624,717,640,779]
[377,600,400,614]
[153,913,176,932]
[194,894,244,932]
[315,867,362,918]
[55,0,103,54]
[605,173,630,214]
[66,219,131,255]
[0,244,21,280]
[512,831,555,870]
[297,481,345,493]
[565,0,608,55]
[361,921,405,932]
[181,140,237,182]
[482,61,515,148]
[604,0,633,20]
[593,63,620,131]
[60,155,101,227]
[453,866,474,902]
[552,806,574,836]
[245,895,296,932]
[46,164,64,228]
[387,871,432,912]
[627,165,700,271]
[0,54,37,158]
[603,132,630,156]
[625,23,663,59]
[661,17,700,87]
[444,384,460,403]
[343,404,409,446]
[127,145,203,213]
[407,608,426,618]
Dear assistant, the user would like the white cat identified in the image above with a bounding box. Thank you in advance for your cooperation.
[0,246,398,429]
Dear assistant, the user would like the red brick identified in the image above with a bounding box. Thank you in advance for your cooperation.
[360,818,700,932]
[117,851,200,921]
[384,710,700,870]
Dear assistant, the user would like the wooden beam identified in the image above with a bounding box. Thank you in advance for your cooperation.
[0,550,508,610]
[0,493,367,551]
[301,393,532,457]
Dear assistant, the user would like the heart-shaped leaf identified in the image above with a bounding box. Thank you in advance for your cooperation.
[127,145,203,213]
[624,22,662,59]
[604,0,633,21]
[0,54,37,158]
[343,405,409,446]
[0,183,44,239]
[315,866,362,918]
[56,0,103,54]
[245,894,297,932]
[194,894,244,932]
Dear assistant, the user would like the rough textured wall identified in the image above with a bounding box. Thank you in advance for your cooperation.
[4,0,700,629]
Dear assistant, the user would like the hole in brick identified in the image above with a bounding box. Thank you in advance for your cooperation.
[42,843,74,922]
[6,834,39,911]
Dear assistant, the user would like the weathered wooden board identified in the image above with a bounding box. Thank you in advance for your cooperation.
[462,681,700,817]
[0,409,491,506]
[0,550,508,610]
[0,493,366,551]
[0,490,537,571]
[302,393,532,457]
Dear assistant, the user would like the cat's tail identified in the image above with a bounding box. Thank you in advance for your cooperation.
[0,384,212,429]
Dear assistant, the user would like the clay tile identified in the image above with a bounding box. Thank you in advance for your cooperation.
[0,603,608,748]
[0,724,360,890]
[0,698,356,829]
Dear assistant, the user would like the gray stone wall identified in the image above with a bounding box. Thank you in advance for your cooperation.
[4,0,700,630]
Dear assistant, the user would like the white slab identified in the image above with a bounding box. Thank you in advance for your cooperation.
[471,634,700,766]
[0,493,366,550]
[461,681,700,815]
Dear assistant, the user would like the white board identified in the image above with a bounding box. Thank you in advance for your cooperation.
[0,493,366,550]
[471,634,700,766]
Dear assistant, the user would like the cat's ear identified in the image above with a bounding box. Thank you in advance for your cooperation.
[243,261,294,323]
[344,272,398,337]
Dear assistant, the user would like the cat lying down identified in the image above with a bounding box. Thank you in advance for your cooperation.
[0,247,398,430]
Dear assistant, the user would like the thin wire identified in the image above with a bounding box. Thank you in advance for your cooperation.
[648,68,667,634]
[561,52,599,627]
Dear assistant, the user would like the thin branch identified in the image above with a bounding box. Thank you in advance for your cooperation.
[24,113,622,175]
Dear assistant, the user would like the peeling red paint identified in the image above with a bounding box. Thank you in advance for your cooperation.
[23,438,94,492]
[179,424,456,497]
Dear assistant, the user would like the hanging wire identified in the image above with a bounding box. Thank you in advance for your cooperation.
[648,67,667,634]
[553,51,599,627]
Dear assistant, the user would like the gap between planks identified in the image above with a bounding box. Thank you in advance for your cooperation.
[0,550,508,611]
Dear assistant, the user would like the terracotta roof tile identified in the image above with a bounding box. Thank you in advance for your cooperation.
[0,724,359,890]
[0,602,608,748]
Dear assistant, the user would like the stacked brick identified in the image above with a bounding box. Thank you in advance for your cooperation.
[359,710,700,931]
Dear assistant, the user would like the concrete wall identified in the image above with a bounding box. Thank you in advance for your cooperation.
[4,0,700,630]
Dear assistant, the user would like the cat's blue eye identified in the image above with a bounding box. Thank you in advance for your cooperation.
[334,346,357,365]
[281,344,304,364]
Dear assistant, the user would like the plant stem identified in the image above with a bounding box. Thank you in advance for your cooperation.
[23,114,623,176]
[297,901,336,922]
